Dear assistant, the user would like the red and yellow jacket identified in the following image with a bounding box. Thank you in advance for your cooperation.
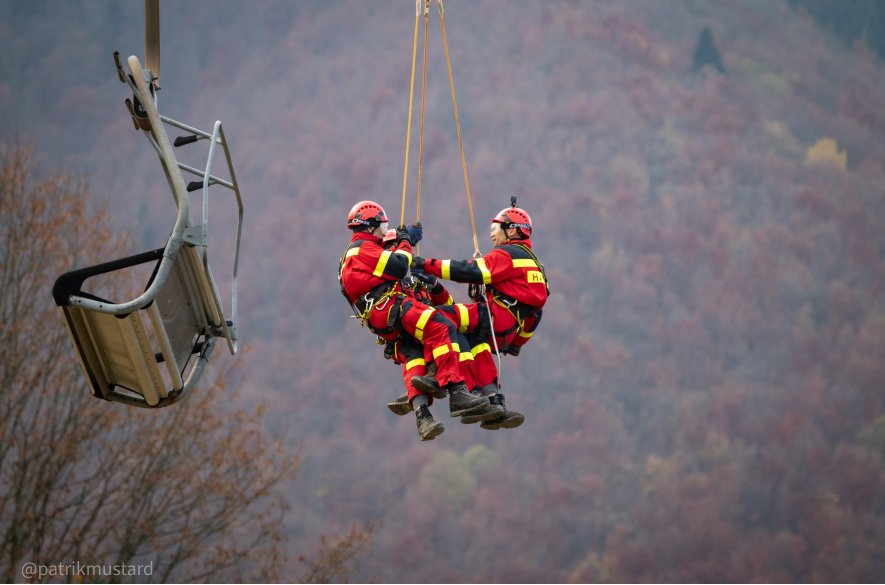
[421,239,548,309]
[339,232,413,303]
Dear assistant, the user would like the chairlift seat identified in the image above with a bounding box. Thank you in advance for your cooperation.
[53,243,225,407]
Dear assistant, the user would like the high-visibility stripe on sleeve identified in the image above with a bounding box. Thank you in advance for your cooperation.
[471,343,491,356]
[373,250,392,277]
[476,258,492,284]
[405,357,426,370]
[518,329,534,339]
[441,259,451,280]
[414,309,435,341]
[345,247,360,258]
[459,351,474,361]
[394,248,412,264]
[456,304,469,333]
[432,344,452,359]
[512,259,537,269]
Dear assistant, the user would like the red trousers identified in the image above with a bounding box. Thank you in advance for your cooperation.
[390,330,497,403]
[369,296,465,389]
[435,300,542,356]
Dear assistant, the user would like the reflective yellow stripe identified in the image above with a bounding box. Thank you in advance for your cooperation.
[518,329,534,339]
[405,357,426,370]
[432,344,451,359]
[441,259,451,280]
[452,342,460,353]
[476,258,492,284]
[373,250,392,277]
[345,247,360,258]
[414,309,434,341]
[512,259,537,268]
[527,270,545,284]
[459,352,474,361]
[394,249,412,264]
[456,304,469,333]
[471,343,491,356]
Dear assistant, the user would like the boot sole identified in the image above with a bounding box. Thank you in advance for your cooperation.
[481,412,525,430]
[461,405,505,424]
[419,422,445,441]
[387,400,412,416]
[411,376,448,399]
[450,396,490,418]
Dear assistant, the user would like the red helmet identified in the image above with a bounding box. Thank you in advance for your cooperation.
[492,205,532,237]
[347,200,388,229]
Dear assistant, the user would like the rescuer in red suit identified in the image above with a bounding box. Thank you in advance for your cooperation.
[409,201,548,429]
[338,200,488,440]
[380,233,506,427]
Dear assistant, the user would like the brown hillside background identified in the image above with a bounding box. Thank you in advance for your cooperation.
[2,1,884,582]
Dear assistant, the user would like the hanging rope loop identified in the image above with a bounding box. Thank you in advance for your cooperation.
[401,0,480,256]
[400,0,422,228]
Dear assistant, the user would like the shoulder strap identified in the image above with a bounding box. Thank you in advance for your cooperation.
[504,243,550,294]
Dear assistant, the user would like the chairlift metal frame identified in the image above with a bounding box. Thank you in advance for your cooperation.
[52,1,243,408]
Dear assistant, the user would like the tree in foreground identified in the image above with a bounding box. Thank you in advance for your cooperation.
[0,141,297,582]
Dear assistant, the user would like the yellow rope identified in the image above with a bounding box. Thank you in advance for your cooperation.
[400,1,421,228]
[417,0,430,227]
[437,0,480,256]
[415,0,430,255]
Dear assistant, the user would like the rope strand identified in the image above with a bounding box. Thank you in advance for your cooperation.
[415,0,430,255]
[400,1,422,228]
[437,0,480,256]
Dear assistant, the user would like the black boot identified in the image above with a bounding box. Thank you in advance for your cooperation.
[480,393,525,430]
[415,404,444,441]
[460,390,505,424]
[411,364,447,399]
[387,392,411,416]
[447,382,488,417]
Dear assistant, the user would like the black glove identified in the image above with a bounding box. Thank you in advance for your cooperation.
[395,226,411,244]
[411,269,437,288]
[411,256,426,270]
[468,283,483,302]
[405,222,423,245]
[383,341,396,360]
[504,345,521,357]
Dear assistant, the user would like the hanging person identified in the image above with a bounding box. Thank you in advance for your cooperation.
[409,200,549,428]
[383,263,509,427]
[338,200,489,441]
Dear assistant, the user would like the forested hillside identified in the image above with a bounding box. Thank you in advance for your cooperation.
[2,1,883,582]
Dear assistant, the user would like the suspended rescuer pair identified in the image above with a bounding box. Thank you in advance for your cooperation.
[338,199,548,441]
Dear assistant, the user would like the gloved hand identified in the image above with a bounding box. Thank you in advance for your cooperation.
[395,226,411,244]
[405,222,423,245]
[411,256,426,270]
[383,341,397,360]
[411,269,437,288]
[504,345,521,357]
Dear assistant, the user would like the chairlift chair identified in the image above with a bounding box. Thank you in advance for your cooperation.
[52,52,243,408]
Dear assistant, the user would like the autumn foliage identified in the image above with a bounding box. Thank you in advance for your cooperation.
[2,0,884,583]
